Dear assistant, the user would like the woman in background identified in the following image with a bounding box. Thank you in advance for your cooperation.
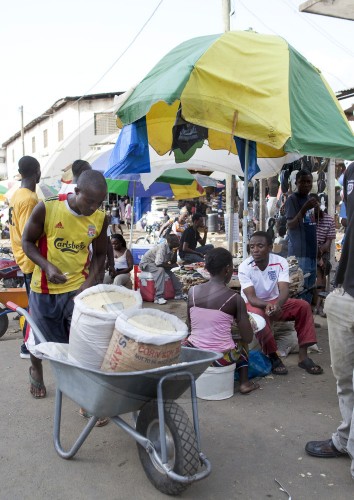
[105,234,133,288]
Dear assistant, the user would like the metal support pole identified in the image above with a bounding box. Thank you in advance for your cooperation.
[129,181,136,249]
[222,0,235,253]
[259,178,266,231]
[20,105,25,156]
[242,141,250,258]
[327,158,336,287]
[227,175,236,253]
[222,0,231,31]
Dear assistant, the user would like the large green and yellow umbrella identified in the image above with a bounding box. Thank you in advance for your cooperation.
[116,30,354,160]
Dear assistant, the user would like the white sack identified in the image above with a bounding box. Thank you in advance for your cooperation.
[68,284,142,369]
[115,308,188,345]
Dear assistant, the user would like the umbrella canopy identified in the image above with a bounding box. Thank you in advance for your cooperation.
[193,173,225,188]
[115,30,354,160]
[91,147,200,187]
[106,178,204,200]
[5,182,58,202]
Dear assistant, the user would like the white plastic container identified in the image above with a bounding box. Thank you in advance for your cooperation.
[195,364,236,400]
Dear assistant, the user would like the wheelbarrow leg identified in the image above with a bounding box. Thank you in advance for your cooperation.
[53,389,98,459]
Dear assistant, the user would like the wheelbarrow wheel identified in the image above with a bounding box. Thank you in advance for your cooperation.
[136,400,199,495]
[0,308,9,338]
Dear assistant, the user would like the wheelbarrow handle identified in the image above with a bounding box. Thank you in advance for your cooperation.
[6,301,46,344]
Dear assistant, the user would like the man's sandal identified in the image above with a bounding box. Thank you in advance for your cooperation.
[270,357,288,375]
[298,358,323,375]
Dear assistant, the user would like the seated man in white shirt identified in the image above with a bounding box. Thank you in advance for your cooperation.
[139,234,184,305]
[238,231,323,376]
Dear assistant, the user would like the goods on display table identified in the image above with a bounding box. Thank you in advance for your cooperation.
[173,263,209,294]
[176,256,305,297]
[287,256,305,297]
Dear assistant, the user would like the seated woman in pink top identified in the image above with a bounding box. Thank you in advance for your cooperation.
[185,247,260,395]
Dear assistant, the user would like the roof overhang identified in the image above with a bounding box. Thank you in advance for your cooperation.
[299,0,354,20]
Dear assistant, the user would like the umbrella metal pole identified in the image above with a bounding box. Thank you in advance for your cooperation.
[259,179,266,231]
[242,141,250,258]
[227,175,236,254]
[327,158,336,288]
[129,181,136,249]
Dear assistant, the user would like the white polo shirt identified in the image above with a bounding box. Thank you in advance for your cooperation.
[238,253,289,303]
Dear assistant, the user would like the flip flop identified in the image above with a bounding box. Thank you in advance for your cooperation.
[270,357,288,375]
[79,408,110,427]
[29,367,46,399]
[239,381,260,395]
[298,358,323,375]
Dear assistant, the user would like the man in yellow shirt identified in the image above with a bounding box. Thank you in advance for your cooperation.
[8,155,41,359]
[22,170,108,400]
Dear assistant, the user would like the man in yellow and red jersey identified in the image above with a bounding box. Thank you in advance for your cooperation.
[22,170,108,399]
[8,155,41,359]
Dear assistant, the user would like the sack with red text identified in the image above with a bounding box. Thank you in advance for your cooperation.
[101,308,188,372]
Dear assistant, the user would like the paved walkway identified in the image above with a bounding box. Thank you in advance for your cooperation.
[1,305,353,499]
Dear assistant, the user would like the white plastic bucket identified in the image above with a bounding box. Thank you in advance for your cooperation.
[196,364,236,400]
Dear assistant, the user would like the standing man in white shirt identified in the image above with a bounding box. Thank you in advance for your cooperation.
[238,231,323,376]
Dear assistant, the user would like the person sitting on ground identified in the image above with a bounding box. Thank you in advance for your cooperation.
[139,234,184,305]
[178,212,214,263]
[238,231,323,376]
[104,234,133,288]
[184,247,259,395]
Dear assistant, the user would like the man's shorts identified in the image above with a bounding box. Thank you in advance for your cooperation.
[26,291,77,351]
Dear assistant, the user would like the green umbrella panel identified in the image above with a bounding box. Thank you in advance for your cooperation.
[116,30,354,160]
[105,167,195,194]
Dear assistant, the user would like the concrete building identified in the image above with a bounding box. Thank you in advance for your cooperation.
[1,91,123,184]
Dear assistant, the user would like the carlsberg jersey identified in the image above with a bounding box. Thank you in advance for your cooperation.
[31,195,105,294]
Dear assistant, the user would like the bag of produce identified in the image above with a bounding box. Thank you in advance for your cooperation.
[68,284,142,369]
[101,308,188,372]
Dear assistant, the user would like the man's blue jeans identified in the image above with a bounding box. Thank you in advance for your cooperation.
[182,244,214,263]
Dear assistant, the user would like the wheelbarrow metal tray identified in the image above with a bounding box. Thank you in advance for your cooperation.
[41,345,220,418]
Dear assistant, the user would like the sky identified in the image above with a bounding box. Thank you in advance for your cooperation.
[1,0,354,145]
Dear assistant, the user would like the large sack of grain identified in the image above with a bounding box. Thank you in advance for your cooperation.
[101,309,188,372]
[68,284,142,369]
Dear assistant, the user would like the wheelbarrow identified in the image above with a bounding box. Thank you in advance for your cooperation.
[7,301,220,496]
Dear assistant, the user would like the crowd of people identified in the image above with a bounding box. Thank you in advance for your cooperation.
[5,154,354,480]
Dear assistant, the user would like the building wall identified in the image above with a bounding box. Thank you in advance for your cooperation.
[4,96,118,181]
